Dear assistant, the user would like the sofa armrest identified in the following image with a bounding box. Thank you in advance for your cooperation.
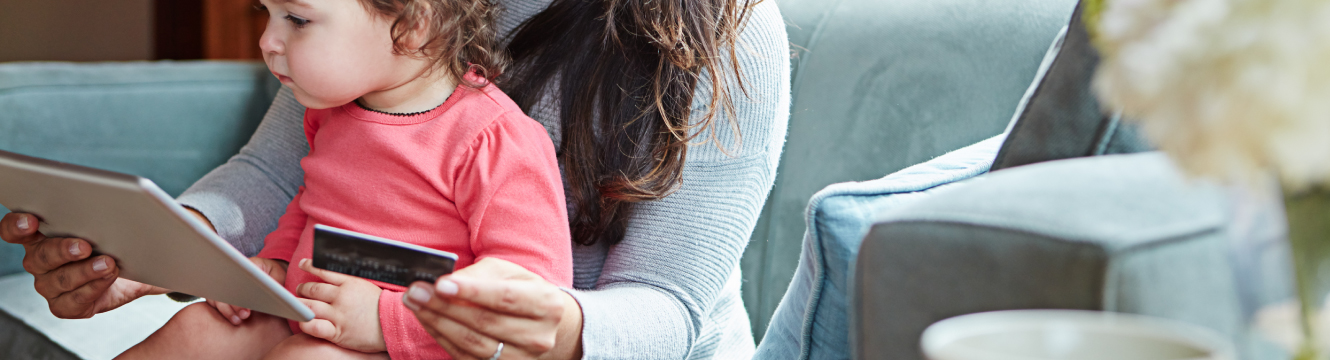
[745,0,1079,338]
[854,152,1282,359]
[756,135,1005,360]
[0,60,279,277]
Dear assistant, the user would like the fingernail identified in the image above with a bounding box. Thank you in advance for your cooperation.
[435,279,458,296]
[69,242,82,256]
[16,215,29,231]
[408,285,431,303]
[402,294,420,311]
[92,258,109,272]
[239,309,250,319]
[231,315,240,324]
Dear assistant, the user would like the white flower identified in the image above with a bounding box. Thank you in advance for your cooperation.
[1093,0,1330,189]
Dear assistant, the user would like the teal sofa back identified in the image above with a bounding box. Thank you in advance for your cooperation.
[0,0,1077,341]
[744,0,1078,338]
[0,61,280,275]
[0,62,279,195]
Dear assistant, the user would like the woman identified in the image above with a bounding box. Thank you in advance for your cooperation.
[0,0,789,358]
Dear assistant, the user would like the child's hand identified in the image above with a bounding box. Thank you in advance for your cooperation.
[294,258,387,353]
[206,257,288,325]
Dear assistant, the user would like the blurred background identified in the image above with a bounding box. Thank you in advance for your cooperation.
[0,0,267,62]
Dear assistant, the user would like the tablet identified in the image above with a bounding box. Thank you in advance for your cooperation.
[0,149,313,322]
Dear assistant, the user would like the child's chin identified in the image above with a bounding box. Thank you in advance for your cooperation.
[292,91,346,110]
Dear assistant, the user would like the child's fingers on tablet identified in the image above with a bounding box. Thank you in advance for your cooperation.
[249,257,289,283]
[209,299,252,325]
[210,300,243,325]
[225,304,252,322]
[297,298,336,320]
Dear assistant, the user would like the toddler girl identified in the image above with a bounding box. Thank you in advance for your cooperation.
[207,0,572,358]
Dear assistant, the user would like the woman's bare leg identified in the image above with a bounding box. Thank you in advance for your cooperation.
[262,333,390,360]
[115,302,291,360]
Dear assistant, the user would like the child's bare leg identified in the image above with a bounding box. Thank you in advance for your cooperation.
[263,333,390,360]
[115,302,291,360]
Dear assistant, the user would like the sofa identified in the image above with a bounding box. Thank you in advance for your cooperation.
[0,0,1139,359]
[756,2,1296,360]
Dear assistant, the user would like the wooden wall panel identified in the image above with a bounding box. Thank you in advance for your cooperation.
[1,0,153,62]
[203,0,268,60]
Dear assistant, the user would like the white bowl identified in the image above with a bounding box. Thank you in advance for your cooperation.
[921,310,1236,360]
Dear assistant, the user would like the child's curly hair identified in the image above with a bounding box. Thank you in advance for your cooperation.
[358,0,506,87]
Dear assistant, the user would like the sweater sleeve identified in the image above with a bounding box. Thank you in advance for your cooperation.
[566,2,790,358]
[254,187,306,262]
[177,87,309,257]
[378,112,574,360]
[254,110,319,262]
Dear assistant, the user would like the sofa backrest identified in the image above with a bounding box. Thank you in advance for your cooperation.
[743,0,1079,339]
[0,61,280,195]
[0,0,1080,338]
[0,61,280,275]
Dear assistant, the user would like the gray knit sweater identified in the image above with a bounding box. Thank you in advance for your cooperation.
[176,1,789,358]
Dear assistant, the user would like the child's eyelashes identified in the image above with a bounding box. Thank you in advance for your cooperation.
[284,14,311,28]
[252,3,308,29]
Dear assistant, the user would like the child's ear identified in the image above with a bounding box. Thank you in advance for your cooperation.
[402,2,434,55]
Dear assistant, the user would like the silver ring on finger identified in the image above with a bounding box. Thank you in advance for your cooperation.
[486,342,504,360]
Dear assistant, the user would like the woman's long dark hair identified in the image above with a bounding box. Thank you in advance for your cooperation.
[500,0,755,246]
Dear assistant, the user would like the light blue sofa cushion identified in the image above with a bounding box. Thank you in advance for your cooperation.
[755,135,1005,360]
[0,61,278,277]
[0,61,278,196]
[853,152,1291,360]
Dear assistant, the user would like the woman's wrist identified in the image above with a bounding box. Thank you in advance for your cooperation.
[547,290,584,360]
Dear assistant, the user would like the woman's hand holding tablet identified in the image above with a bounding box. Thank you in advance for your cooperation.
[0,149,313,321]
[1,212,170,319]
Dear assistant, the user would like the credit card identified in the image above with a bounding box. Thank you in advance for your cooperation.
[312,224,457,287]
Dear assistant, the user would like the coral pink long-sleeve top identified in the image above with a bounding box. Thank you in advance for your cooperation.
[255,81,573,360]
